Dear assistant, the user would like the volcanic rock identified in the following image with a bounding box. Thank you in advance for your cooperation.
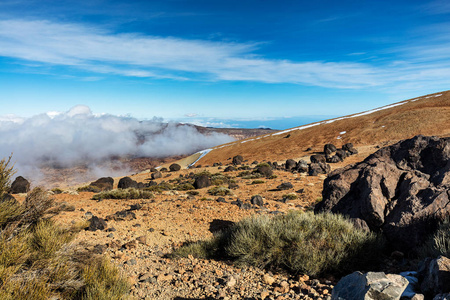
[315,135,450,252]
[10,176,30,194]
[310,154,326,164]
[118,177,138,189]
[232,155,244,165]
[169,163,181,172]
[90,177,114,191]
[193,174,212,189]
[285,159,297,171]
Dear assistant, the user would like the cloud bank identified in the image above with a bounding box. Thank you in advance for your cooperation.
[0,105,235,182]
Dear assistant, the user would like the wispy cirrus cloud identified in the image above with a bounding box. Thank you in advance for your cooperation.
[0,19,383,88]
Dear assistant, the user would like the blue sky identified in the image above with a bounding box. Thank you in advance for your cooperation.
[1,0,450,129]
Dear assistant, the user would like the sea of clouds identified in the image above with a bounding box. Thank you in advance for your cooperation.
[0,105,234,184]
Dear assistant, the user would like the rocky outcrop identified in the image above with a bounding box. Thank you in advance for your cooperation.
[315,135,450,252]
[10,176,30,194]
[331,271,408,300]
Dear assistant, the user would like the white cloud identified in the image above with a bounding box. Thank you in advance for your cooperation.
[0,19,382,88]
[0,105,234,181]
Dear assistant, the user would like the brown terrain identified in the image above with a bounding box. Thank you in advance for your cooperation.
[12,90,450,299]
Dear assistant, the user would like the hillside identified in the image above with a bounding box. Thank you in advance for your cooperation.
[196,91,450,166]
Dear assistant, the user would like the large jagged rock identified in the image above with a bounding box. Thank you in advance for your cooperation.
[331,271,408,300]
[315,135,450,252]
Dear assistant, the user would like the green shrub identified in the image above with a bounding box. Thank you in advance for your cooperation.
[80,257,129,300]
[251,180,265,185]
[419,218,450,258]
[77,185,101,193]
[237,171,251,177]
[92,188,153,200]
[171,211,384,276]
[207,186,232,196]
[282,193,298,200]
[187,190,199,196]
[0,155,15,196]
[175,183,195,191]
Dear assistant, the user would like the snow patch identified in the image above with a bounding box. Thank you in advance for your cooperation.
[339,131,347,135]
[188,149,212,168]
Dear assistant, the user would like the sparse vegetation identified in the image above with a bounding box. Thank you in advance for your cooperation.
[77,185,102,193]
[175,183,195,191]
[282,193,298,200]
[0,157,129,299]
[171,211,384,276]
[0,155,15,196]
[207,186,232,196]
[419,218,450,258]
[92,188,153,200]
[251,180,265,184]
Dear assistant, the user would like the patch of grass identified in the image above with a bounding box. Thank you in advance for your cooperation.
[0,157,130,299]
[268,174,278,179]
[237,170,251,177]
[0,155,15,196]
[80,257,129,300]
[169,239,219,259]
[145,182,174,192]
[251,180,265,185]
[187,190,199,196]
[51,188,64,194]
[77,185,101,193]
[92,188,153,200]
[171,211,384,277]
[175,183,195,191]
[419,218,450,258]
[207,186,232,196]
[282,193,298,200]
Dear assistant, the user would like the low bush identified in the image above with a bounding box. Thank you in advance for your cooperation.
[171,211,384,276]
[207,186,232,196]
[175,183,195,191]
[92,188,153,200]
[80,257,129,300]
[282,193,298,200]
[419,218,450,258]
[251,180,265,184]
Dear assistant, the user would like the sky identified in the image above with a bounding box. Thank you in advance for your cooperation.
[1,0,450,129]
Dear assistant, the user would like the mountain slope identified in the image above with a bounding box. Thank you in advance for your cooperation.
[197,91,450,166]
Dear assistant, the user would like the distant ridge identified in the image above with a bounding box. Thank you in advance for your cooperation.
[197,90,450,166]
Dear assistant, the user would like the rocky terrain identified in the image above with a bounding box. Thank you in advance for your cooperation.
[7,91,450,299]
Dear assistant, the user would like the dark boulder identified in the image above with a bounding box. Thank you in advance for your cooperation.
[118,177,138,189]
[90,177,114,191]
[327,155,342,163]
[250,195,264,206]
[310,154,326,164]
[151,171,162,180]
[285,159,297,171]
[335,149,347,160]
[10,176,30,194]
[88,216,107,231]
[277,182,294,190]
[315,135,450,253]
[296,160,309,173]
[224,166,237,172]
[324,143,337,156]
[309,162,330,176]
[169,163,181,172]
[193,174,212,189]
[254,164,273,178]
[343,143,358,155]
[232,155,244,165]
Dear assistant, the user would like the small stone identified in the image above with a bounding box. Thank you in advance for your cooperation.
[261,290,270,299]
[226,276,237,287]
[126,259,137,265]
[263,274,275,285]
